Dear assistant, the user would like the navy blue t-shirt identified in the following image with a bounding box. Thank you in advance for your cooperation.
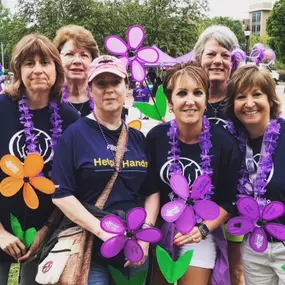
[205,100,227,128]
[145,122,241,214]
[0,94,79,261]
[246,118,285,226]
[52,117,151,212]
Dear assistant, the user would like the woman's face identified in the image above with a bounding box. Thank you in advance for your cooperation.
[169,74,207,126]
[21,54,56,95]
[200,39,232,84]
[60,40,92,82]
[234,86,271,132]
[91,72,128,114]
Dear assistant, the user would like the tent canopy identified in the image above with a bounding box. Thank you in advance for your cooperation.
[146,45,178,67]
[175,51,193,63]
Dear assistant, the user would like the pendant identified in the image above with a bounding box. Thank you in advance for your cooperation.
[116,167,121,172]
[78,111,81,115]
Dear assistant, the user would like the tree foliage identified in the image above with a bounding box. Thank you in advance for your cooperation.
[4,0,208,57]
[198,16,244,46]
[267,0,285,60]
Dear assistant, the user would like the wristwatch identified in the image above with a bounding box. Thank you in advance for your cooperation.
[198,223,210,238]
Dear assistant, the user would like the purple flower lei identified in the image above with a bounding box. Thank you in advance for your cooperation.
[226,119,280,208]
[167,115,214,196]
[62,85,94,112]
[18,96,63,155]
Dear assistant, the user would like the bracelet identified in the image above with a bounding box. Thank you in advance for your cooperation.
[142,222,154,229]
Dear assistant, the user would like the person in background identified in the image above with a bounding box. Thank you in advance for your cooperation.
[193,25,244,285]
[0,34,79,285]
[152,76,162,97]
[54,25,100,117]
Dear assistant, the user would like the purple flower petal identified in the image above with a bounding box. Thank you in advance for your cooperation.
[100,235,127,258]
[262,201,285,221]
[130,59,145,82]
[194,200,220,220]
[161,199,186,223]
[237,196,260,220]
[227,216,255,236]
[176,206,195,234]
[105,35,128,55]
[249,227,268,252]
[137,47,159,63]
[100,215,126,234]
[124,239,143,263]
[135,228,162,243]
[127,25,144,50]
[127,207,146,231]
[265,223,285,241]
[170,173,189,200]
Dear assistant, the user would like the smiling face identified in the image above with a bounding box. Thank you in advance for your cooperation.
[91,72,128,114]
[20,54,56,95]
[60,40,92,82]
[201,39,231,84]
[234,86,271,132]
[169,74,207,127]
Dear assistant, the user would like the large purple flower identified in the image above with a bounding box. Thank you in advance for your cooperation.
[105,25,159,82]
[100,207,162,263]
[227,196,285,252]
[161,174,220,234]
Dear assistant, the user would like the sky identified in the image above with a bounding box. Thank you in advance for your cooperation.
[2,0,278,19]
[208,0,277,19]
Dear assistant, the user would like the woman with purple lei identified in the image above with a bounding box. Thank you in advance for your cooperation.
[54,25,99,117]
[224,64,285,284]
[0,34,79,285]
[147,62,241,285]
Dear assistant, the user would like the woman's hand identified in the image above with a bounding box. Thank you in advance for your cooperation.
[0,229,26,260]
[18,225,49,263]
[124,240,149,268]
[173,226,203,246]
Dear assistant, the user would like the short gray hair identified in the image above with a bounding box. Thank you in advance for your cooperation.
[193,25,239,64]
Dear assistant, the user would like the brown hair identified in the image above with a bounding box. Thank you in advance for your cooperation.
[54,25,100,60]
[224,64,281,125]
[6,34,64,102]
[163,62,209,103]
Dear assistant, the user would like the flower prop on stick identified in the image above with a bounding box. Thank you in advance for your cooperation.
[100,207,162,262]
[105,25,159,82]
[134,85,167,121]
[227,196,285,252]
[0,153,55,209]
[249,43,276,66]
[161,174,220,234]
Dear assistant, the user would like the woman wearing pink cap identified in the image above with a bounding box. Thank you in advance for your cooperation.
[52,55,160,284]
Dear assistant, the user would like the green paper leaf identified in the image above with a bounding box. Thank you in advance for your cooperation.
[10,213,24,242]
[108,265,147,285]
[156,245,194,283]
[281,265,285,271]
[155,86,167,118]
[24,227,37,248]
[134,102,162,121]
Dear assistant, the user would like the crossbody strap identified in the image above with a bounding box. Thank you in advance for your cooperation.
[95,124,128,209]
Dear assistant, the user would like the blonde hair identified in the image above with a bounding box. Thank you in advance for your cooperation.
[54,25,100,60]
[6,34,64,102]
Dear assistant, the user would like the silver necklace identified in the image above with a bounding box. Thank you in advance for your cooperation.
[93,112,128,172]
[208,98,225,118]
[68,101,85,116]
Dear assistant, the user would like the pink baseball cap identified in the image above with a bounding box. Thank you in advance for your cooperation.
[88,55,128,82]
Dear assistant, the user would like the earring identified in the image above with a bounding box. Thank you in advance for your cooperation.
[169,109,173,113]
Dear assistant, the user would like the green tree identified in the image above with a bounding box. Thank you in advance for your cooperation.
[267,0,285,61]
[15,0,208,56]
[198,16,244,45]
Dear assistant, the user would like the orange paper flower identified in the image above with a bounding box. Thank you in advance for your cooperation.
[0,153,55,209]
[128,120,142,130]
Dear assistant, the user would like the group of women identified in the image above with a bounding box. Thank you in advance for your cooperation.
[0,23,284,285]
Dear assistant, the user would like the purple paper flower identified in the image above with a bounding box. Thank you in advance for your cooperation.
[227,196,285,252]
[231,48,246,71]
[100,207,162,263]
[249,43,276,66]
[161,174,219,234]
[105,25,159,82]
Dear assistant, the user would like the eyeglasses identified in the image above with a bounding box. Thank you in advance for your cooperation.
[60,51,92,62]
